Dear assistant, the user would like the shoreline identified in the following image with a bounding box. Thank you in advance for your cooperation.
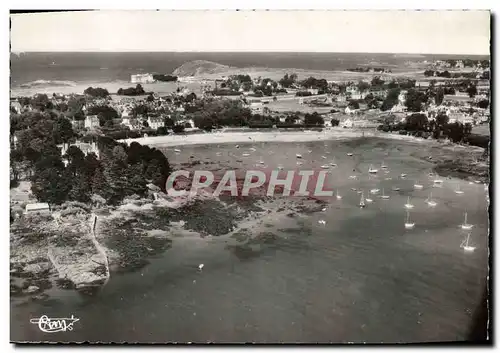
[119,129,431,148]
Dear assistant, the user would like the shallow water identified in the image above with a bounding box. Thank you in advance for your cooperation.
[11,138,489,343]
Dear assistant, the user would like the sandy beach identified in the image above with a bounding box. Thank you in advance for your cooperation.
[119,129,433,148]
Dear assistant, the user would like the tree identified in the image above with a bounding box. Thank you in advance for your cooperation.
[466,85,478,98]
[381,88,400,111]
[84,87,110,98]
[371,76,385,86]
[435,88,445,106]
[331,119,340,127]
[147,94,155,102]
[164,117,175,128]
[357,81,370,92]
[53,117,75,144]
[304,112,324,125]
[477,100,489,109]
[436,113,449,127]
[405,89,427,112]
[172,125,185,134]
[125,163,148,197]
[405,113,428,131]
[348,101,360,109]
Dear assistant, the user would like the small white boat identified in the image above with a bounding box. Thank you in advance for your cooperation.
[297,162,303,166]
[296,154,303,158]
[405,196,414,209]
[426,192,437,207]
[404,211,415,229]
[325,151,331,154]
[370,188,380,194]
[321,165,330,169]
[365,197,373,203]
[455,183,464,195]
[174,148,181,153]
[277,165,284,170]
[336,190,342,200]
[308,150,312,153]
[235,145,240,149]
[381,162,388,169]
[258,160,265,164]
[330,162,337,167]
[347,153,353,156]
[380,189,390,199]
[198,264,204,270]
[368,164,378,174]
[414,182,423,189]
[433,179,443,184]
[318,220,326,225]
[385,177,392,181]
[351,187,357,192]
[474,180,481,184]
[321,156,327,159]
[392,187,401,191]
[460,233,476,252]
[359,192,366,208]
[216,152,222,156]
[400,173,407,178]
[249,147,257,152]
[242,153,251,157]
[349,175,357,179]
[460,212,473,230]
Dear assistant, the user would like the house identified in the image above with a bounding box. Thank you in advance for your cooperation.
[345,106,359,115]
[307,88,319,95]
[336,94,347,103]
[371,89,387,98]
[147,117,165,130]
[249,102,263,113]
[61,141,100,160]
[341,118,354,128]
[455,60,465,69]
[131,73,155,84]
[24,203,51,215]
[10,101,22,114]
[71,119,84,130]
[84,115,100,129]
[398,90,407,104]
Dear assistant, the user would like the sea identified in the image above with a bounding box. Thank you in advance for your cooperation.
[10,52,489,94]
[10,138,490,343]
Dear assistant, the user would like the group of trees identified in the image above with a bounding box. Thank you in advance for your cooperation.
[86,105,120,127]
[117,84,147,96]
[279,73,298,88]
[300,77,328,91]
[152,74,178,82]
[84,87,110,98]
[378,112,473,144]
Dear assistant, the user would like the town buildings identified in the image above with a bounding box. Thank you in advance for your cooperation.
[131,73,155,84]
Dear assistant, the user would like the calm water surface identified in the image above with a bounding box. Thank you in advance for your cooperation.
[11,139,489,343]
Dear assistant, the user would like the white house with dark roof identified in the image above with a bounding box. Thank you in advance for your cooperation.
[84,115,100,129]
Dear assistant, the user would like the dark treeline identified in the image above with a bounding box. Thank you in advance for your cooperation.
[10,111,171,206]
[152,74,178,82]
[117,84,149,96]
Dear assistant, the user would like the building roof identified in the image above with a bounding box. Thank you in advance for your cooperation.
[25,203,50,211]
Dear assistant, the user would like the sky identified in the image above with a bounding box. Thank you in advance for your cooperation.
[10,10,491,55]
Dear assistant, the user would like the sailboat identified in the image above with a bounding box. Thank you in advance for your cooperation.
[460,233,476,252]
[380,188,390,199]
[405,196,414,209]
[414,181,423,189]
[336,190,342,200]
[405,210,415,229]
[426,192,437,207]
[359,192,366,208]
[460,212,473,230]
[368,164,378,174]
[455,183,464,195]
[365,191,373,203]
